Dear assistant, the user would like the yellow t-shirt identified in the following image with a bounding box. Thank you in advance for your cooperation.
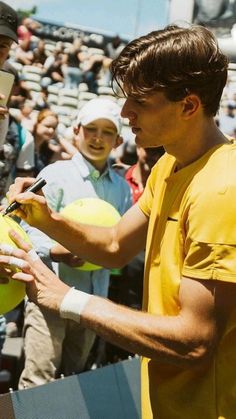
[138,143,236,419]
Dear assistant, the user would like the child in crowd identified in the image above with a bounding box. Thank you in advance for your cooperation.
[18,98,132,388]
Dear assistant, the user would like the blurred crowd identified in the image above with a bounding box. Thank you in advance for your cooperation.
[0,9,236,393]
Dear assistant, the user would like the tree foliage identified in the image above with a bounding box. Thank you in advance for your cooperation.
[16,6,38,21]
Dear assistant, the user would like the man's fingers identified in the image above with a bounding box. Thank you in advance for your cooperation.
[8,177,36,202]
[0,244,15,255]
[8,230,32,253]
[8,256,28,270]
[12,191,46,206]
[15,177,36,186]
[0,255,30,271]
[12,271,35,282]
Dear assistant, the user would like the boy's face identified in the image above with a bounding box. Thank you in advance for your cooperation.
[74,118,122,171]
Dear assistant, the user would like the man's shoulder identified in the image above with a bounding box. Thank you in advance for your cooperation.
[188,143,236,203]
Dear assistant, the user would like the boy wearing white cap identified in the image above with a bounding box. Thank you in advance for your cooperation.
[18,98,132,388]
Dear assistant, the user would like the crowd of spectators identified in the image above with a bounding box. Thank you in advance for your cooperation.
[0,15,138,392]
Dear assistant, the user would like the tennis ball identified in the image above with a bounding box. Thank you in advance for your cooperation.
[60,198,121,271]
[0,215,31,315]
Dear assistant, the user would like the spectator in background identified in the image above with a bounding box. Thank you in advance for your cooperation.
[19,100,37,133]
[7,72,32,109]
[105,35,125,60]
[0,64,34,203]
[63,40,83,88]
[14,39,33,66]
[0,111,35,203]
[17,17,41,46]
[124,146,165,204]
[17,98,132,389]
[218,102,236,137]
[84,58,103,93]
[17,17,33,44]
[32,39,47,67]
[32,109,60,175]
[41,50,65,88]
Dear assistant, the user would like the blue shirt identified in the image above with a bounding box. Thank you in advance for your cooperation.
[25,152,132,297]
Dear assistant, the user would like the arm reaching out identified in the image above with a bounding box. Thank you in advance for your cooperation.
[0,229,233,367]
[7,177,149,268]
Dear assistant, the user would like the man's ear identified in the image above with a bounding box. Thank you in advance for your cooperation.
[182,94,201,119]
[113,135,123,149]
[73,124,81,135]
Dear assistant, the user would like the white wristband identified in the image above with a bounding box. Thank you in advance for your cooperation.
[60,287,91,323]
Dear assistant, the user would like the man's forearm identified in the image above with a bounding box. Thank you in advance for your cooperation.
[61,290,215,367]
[44,212,120,269]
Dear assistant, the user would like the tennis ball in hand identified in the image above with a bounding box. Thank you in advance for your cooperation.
[60,198,121,271]
[0,215,31,315]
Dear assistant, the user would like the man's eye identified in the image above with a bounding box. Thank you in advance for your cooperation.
[135,98,146,104]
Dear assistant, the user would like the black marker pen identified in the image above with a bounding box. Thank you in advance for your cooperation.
[2,178,47,216]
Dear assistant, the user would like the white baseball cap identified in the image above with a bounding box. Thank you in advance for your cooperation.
[76,98,122,133]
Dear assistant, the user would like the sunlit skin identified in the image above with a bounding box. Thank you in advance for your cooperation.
[121,91,227,169]
[73,118,123,172]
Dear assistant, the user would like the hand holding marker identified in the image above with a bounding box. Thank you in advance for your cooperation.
[2,178,47,216]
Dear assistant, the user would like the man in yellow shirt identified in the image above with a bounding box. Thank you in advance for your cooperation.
[1,24,236,418]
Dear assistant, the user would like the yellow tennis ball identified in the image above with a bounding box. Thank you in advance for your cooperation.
[60,198,121,271]
[0,214,31,315]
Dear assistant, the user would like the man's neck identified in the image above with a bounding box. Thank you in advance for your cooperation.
[167,120,229,170]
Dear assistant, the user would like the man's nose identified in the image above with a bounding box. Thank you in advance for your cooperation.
[121,99,136,121]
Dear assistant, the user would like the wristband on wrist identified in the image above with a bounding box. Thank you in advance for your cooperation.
[60,287,91,323]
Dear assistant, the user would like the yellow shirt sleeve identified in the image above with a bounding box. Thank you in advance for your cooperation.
[182,173,236,282]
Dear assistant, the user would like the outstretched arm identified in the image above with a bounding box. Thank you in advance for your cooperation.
[7,177,148,268]
[0,231,234,368]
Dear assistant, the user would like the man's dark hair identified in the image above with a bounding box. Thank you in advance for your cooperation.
[111,25,228,116]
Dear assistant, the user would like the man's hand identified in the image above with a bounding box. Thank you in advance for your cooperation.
[0,230,70,312]
[50,243,85,268]
[7,177,54,230]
